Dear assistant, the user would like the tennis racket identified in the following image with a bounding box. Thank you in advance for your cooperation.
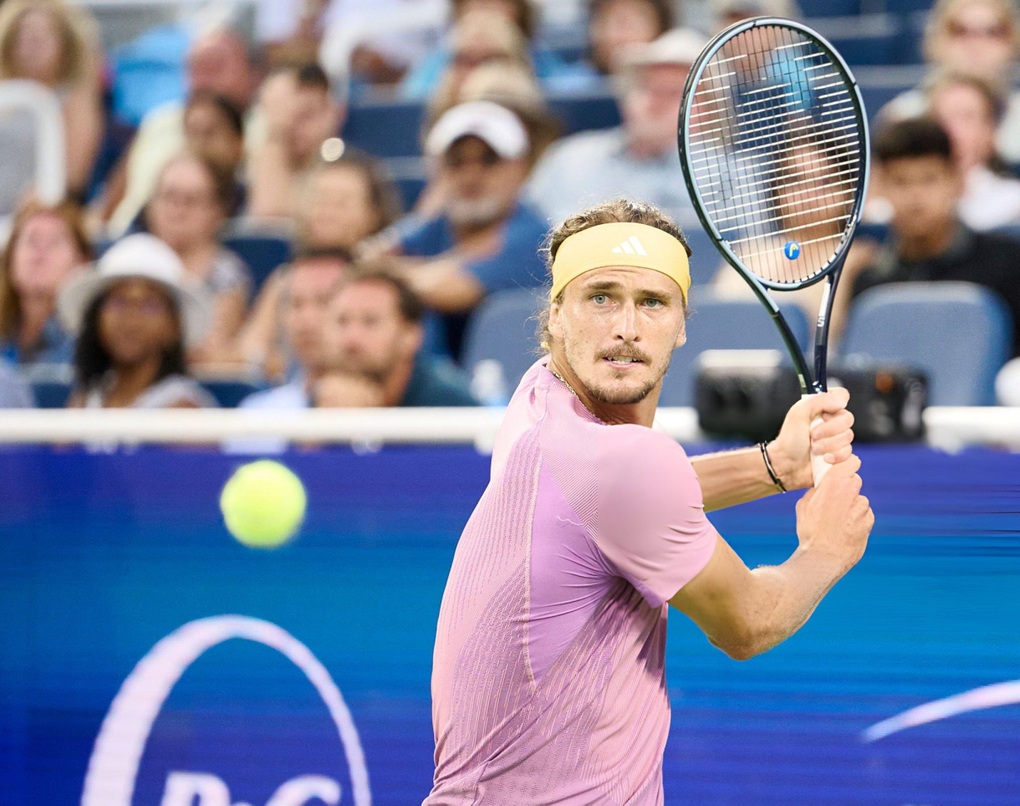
[677,17,870,482]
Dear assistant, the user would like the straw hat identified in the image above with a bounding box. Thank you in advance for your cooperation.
[57,233,211,347]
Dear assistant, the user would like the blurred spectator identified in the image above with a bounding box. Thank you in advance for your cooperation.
[247,62,345,220]
[926,71,1020,231]
[144,151,252,367]
[402,0,588,99]
[838,119,1020,358]
[880,0,1020,163]
[297,152,403,252]
[708,0,802,29]
[587,0,674,78]
[102,28,263,236]
[369,100,547,360]
[327,268,477,406]
[235,152,399,380]
[0,0,103,203]
[183,90,247,211]
[423,8,534,115]
[0,200,91,366]
[0,357,33,407]
[313,367,385,406]
[526,28,706,229]
[238,253,348,407]
[57,234,216,408]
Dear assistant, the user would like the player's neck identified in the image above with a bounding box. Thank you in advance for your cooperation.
[546,356,658,428]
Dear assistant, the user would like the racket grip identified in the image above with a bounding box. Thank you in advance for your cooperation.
[803,394,831,486]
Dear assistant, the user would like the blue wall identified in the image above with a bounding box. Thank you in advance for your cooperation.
[1,445,1018,804]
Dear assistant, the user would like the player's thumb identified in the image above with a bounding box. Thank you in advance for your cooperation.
[810,386,850,419]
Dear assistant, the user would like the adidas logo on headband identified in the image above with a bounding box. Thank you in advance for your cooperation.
[611,236,648,257]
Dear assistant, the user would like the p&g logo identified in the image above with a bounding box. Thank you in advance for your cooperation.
[79,615,371,806]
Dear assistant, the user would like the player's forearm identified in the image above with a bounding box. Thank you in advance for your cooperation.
[718,548,849,660]
[691,446,782,511]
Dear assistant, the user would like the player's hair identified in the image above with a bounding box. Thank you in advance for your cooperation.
[73,287,188,392]
[537,198,691,351]
[873,118,954,165]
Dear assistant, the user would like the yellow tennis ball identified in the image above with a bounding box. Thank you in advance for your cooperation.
[220,460,307,549]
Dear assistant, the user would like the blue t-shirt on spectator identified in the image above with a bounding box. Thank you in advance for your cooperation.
[398,201,549,359]
[0,317,75,367]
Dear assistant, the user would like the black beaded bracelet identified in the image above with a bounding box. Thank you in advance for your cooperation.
[759,441,787,493]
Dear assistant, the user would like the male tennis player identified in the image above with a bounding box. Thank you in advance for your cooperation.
[425,199,874,804]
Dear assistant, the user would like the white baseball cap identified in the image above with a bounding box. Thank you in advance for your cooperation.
[57,233,211,346]
[425,101,530,160]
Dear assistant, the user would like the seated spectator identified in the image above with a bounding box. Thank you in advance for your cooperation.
[183,91,247,214]
[235,152,399,380]
[327,268,477,406]
[879,0,1020,163]
[247,62,346,220]
[313,367,385,407]
[144,151,252,367]
[402,0,588,99]
[423,8,535,116]
[526,28,706,230]
[297,152,403,253]
[237,253,348,408]
[0,0,103,206]
[926,71,1020,231]
[101,27,263,236]
[0,357,33,407]
[369,100,548,360]
[586,0,674,79]
[708,0,802,30]
[0,200,92,366]
[57,233,216,408]
[837,119,1020,358]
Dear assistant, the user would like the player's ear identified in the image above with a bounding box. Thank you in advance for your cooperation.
[547,299,563,340]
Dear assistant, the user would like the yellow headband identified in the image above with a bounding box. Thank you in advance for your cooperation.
[549,222,691,303]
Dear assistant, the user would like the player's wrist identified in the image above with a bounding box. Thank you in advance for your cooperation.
[759,441,788,493]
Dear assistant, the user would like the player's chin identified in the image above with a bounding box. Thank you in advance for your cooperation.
[589,376,657,405]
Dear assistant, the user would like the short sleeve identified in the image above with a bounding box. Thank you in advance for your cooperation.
[593,426,719,608]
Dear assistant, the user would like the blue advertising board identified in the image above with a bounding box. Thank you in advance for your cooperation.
[1,444,1019,804]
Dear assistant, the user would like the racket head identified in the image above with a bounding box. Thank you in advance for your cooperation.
[678,17,870,292]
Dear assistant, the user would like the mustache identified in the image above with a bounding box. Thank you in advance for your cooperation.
[596,348,652,363]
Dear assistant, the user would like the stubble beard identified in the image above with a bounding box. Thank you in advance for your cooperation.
[562,340,670,405]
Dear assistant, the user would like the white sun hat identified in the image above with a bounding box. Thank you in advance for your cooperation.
[57,233,211,347]
[425,100,530,160]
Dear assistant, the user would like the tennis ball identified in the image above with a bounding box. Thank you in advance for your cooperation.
[220,460,307,549]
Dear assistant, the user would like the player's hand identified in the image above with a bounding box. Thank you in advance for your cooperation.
[795,452,873,571]
[769,388,855,491]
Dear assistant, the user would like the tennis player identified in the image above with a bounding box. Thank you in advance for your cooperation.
[424,199,874,804]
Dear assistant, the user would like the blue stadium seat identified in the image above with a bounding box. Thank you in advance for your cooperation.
[659,293,811,407]
[222,223,294,299]
[344,100,426,158]
[801,0,861,16]
[461,287,546,394]
[839,282,1012,406]
[547,92,621,134]
[198,374,267,408]
[23,364,73,409]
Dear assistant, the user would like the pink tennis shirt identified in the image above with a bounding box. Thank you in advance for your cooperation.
[425,359,720,804]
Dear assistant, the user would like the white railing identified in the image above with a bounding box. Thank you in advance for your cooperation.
[0,407,1015,451]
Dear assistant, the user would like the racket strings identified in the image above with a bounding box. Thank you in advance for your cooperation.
[684,24,863,286]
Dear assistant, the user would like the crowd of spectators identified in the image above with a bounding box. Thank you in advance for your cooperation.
[0,0,1018,413]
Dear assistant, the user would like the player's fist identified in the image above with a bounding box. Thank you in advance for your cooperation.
[795,452,873,572]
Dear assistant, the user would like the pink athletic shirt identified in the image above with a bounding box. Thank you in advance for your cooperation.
[425,359,719,804]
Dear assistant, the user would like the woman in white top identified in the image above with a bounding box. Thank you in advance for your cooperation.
[58,234,215,409]
[145,150,252,367]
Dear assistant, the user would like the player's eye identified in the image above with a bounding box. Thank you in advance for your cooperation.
[644,298,664,308]
[591,293,609,305]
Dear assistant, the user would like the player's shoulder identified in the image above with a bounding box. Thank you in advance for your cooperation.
[596,423,691,472]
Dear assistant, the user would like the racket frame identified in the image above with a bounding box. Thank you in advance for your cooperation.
[677,16,870,394]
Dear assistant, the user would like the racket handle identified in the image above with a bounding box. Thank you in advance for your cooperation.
[803,394,831,486]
